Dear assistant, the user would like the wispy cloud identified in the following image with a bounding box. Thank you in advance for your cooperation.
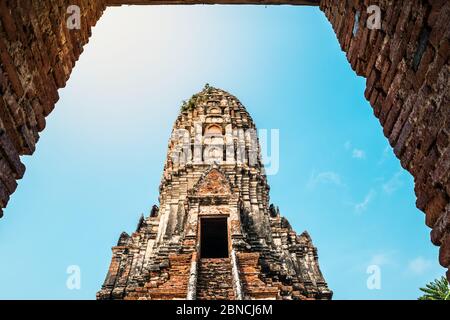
[307,171,343,189]
[344,141,366,160]
[369,252,395,267]
[354,189,376,213]
[377,146,391,165]
[407,257,433,275]
[352,149,366,159]
[383,171,404,195]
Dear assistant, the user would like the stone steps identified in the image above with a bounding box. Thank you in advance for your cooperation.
[196,258,235,300]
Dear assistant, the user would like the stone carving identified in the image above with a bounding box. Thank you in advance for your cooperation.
[196,169,232,196]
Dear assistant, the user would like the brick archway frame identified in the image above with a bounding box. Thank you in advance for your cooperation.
[0,1,448,280]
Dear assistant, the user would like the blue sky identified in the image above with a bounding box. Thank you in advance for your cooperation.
[0,5,445,300]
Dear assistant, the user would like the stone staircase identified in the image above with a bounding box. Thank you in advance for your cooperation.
[196,258,235,300]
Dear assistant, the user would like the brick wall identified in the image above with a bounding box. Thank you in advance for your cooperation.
[129,254,192,300]
[237,253,280,299]
[0,0,448,281]
[0,0,106,217]
[319,0,449,279]
[196,258,236,300]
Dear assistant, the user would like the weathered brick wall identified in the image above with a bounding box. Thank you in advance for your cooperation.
[196,258,236,300]
[319,0,449,279]
[128,254,192,300]
[0,0,449,283]
[0,0,106,217]
[237,253,279,299]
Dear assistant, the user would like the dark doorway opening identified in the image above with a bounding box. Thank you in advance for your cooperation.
[200,218,228,258]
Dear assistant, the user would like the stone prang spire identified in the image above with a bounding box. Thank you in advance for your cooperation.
[97,85,332,300]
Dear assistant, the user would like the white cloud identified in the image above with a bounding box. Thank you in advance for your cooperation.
[354,189,376,213]
[407,257,433,275]
[352,148,366,159]
[344,141,366,159]
[307,171,343,189]
[369,253,390,266]
[382,171,404,195]
[369,253,391,266]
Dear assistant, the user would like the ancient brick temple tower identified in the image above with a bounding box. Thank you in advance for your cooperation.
[97,85,332,300]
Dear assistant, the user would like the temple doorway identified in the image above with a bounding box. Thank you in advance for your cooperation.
[200,217,229,258]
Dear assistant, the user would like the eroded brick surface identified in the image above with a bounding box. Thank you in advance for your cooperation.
[320,0,449,278]
[0,0,106,217]
[196,258,235,300]
[0,0,448,282]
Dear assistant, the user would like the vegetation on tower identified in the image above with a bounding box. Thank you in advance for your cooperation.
[180,84,215,112]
